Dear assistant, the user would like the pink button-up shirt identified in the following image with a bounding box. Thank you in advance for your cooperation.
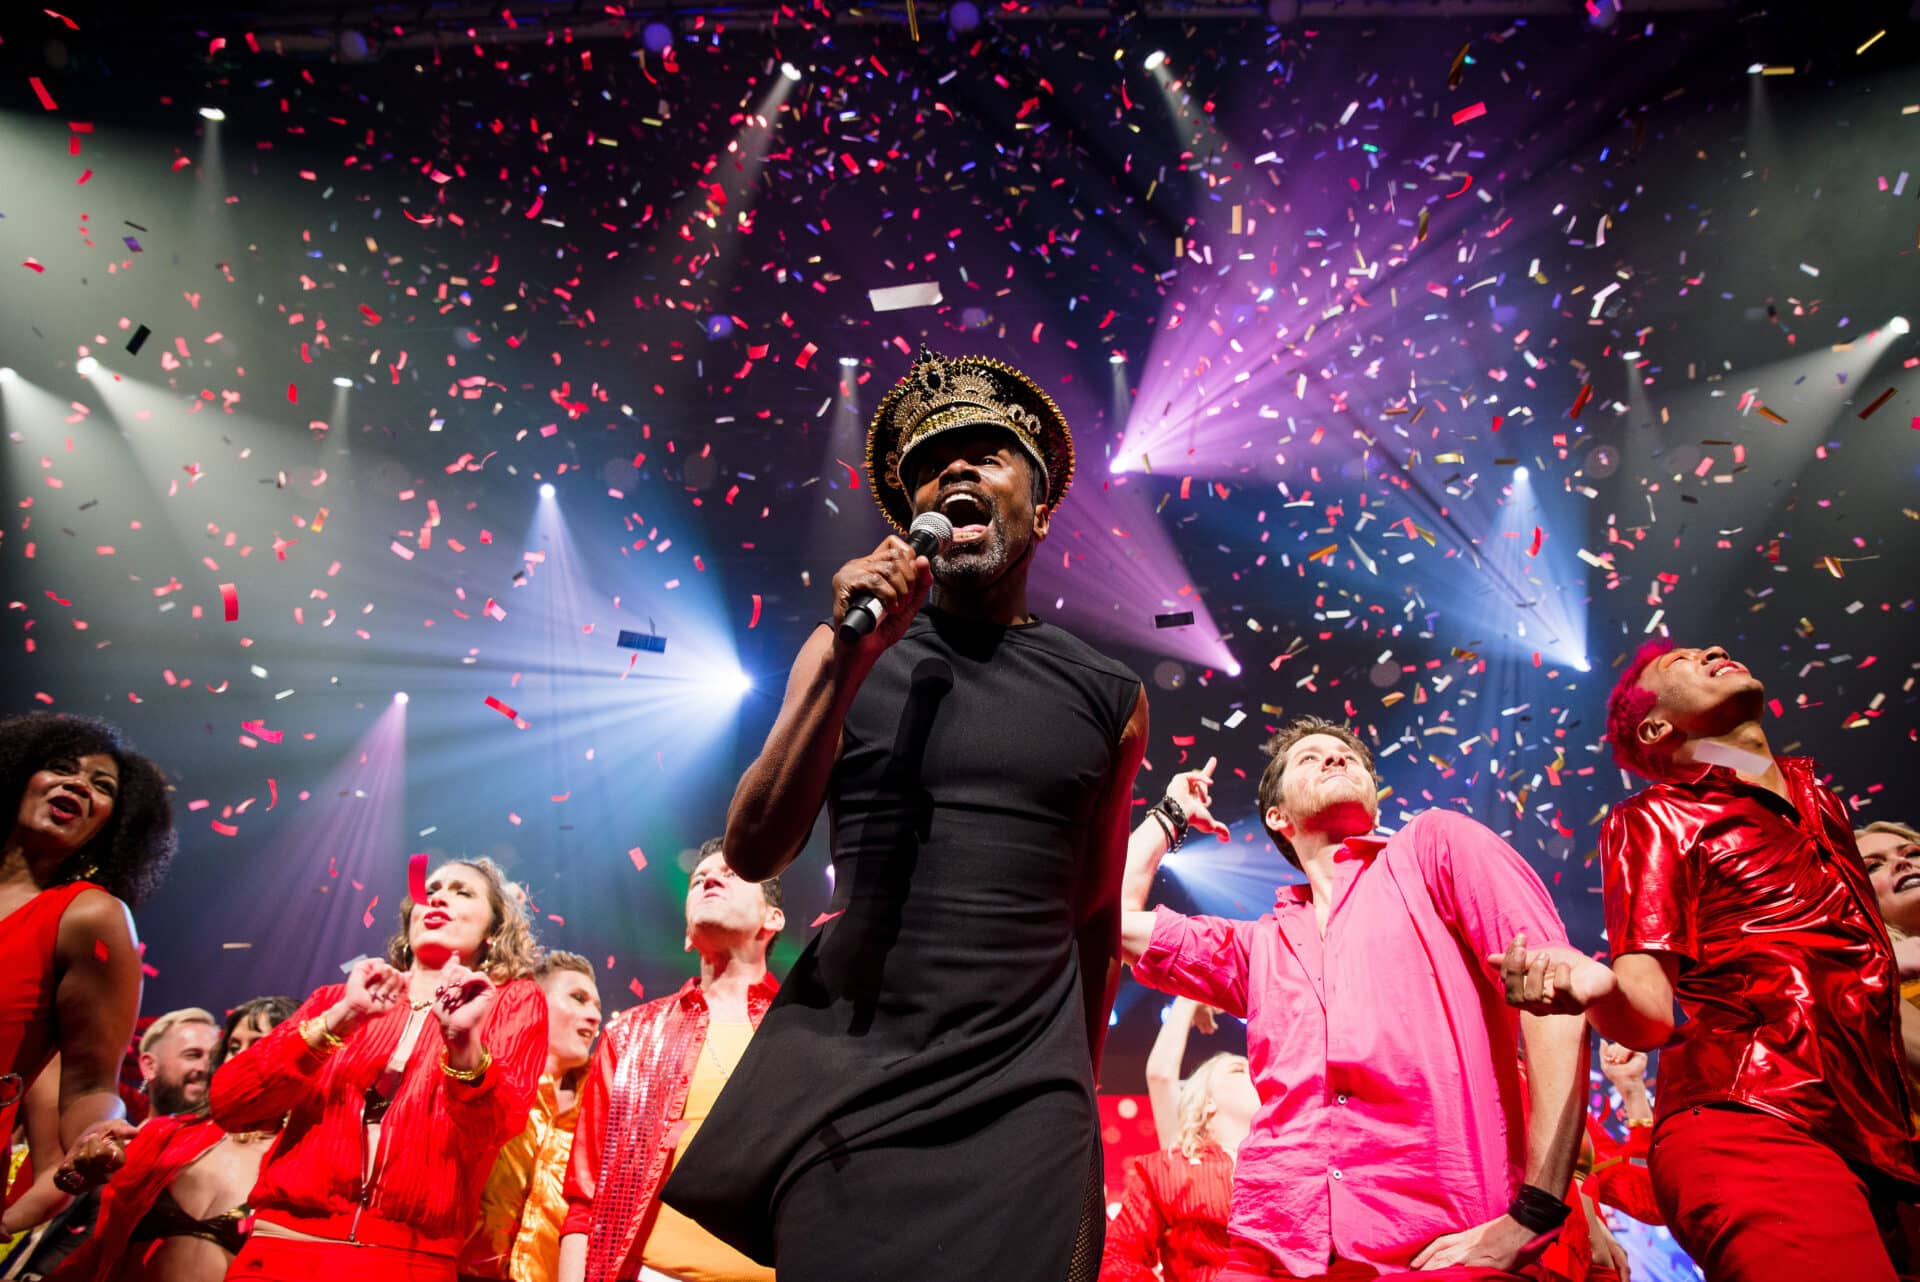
[1134,808,1570,1277]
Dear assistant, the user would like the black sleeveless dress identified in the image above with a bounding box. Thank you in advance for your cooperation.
[661,606,1142,1282]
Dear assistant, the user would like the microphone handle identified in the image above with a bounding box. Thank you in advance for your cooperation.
[837,527,941,643]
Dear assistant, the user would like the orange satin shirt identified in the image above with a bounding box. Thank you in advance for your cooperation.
[462,1073,580,1282]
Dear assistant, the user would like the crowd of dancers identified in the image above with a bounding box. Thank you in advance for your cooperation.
[4,348,1917,1282]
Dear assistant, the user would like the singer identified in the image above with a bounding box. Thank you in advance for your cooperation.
[661,346,1149,1282]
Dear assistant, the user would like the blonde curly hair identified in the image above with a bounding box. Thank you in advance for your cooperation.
[1174,1052,1249,1160]
[385,856,539,981]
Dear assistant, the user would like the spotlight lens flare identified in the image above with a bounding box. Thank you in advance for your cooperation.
[75,356,99,376]
[0,367,15,383]
[393,691,410,705]
[1891,316,1912,336]
[1109,352,1127,365]
[199,106,227,121]
[1144,50,1167,70]
[538,482,557,499]
[838,356,861,368]
[1574,659,1592,673]
[1513,465,1530,481]
[780,61,802,81]
[332,376,354,388]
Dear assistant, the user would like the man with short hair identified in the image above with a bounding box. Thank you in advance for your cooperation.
[136,1009,217,1120]
[1496,641,1920,1282]
[556,843,782,1282]
[463,951,603,1282]
[1120,716,1589,1281]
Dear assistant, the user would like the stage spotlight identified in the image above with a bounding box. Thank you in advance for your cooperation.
[1747,63,1764,74]
[839,356,861,368]
[332,376,354,388]
[1109,456,1128,475]
[199,106,226,122]
[730,670,754,697]
[1513,465,1530,481]
[1574,659,1592,673]
[75,356,99,377]
[1891,316,1912,335]
[1143,50,1167,70]
[1225,661,1242,678]
[0,367,15,383]
[780,61,802,81]
[1109,352,1127,365]
[538,482,557,499]
[393,691,410,705]
[1621,350,1642,361]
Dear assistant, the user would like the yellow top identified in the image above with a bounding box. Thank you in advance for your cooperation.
[462,1073,580,1282]
[643,1022,777,1282]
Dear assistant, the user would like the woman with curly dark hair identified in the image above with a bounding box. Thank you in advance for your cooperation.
[0,713,176,1185]
[210,857,547,1282]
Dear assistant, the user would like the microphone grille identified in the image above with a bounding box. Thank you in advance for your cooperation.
[909,510,955,541]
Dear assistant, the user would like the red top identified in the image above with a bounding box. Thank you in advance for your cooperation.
[561,974,780,1282]
[1600,756,1918,1184]
[1098,1144,1233,1282]
[46,1112,227,1282]
[0,882,99,1142]
[210,978,547,1258]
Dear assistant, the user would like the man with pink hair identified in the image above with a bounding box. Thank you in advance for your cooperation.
[1498,640,1919,1282]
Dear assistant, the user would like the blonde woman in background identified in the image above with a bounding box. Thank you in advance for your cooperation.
[1856,820,1920,1081]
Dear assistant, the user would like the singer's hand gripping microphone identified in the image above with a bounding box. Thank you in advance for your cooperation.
[838,511,954,643]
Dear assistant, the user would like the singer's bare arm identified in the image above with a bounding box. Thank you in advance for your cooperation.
[724,537,929,881]
[1075,686,1149,1077]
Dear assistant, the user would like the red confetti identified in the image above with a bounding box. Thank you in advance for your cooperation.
[359,304,383,325]
[287,383,298,404]
[29,77,58,111]
[1450,102,1487,126]
[748,593,763,629]
[1527,527,1544,557]
[484,695,518,719]
[363,895,380,929]
[210,821,239,837]
[219,582,238,621]
[409,853,430,904]
[93,938,111,963]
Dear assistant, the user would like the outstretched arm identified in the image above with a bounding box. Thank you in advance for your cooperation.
[1492,937,1680,1051]
[725,537,929,881]
[1076,686,1150,1078]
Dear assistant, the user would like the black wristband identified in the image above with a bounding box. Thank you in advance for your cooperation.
[1156,796,1189,851]
[1507,1183,1572,1235]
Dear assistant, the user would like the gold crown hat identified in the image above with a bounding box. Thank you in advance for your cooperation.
[865,345,1076,533]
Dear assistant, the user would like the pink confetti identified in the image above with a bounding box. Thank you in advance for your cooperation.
[628,846,647,873]
[219,582,239,621]
[1451,102,1487,126]
[484,695,518,719]
[210,820,239,837]
[363,895,380,929]
[408,853,430,904]
[748,593,763,628]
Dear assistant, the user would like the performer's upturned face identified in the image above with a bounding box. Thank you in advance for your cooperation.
[1859,828,1920,937]
[684,852,783,947]
[410,862,496,966]
[1632,645,1763,752]
[906,426,1050,595]
[1265,733,1379,844]
[15,751,119,858]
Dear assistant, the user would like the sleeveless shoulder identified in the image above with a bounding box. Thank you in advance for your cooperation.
[1013,620,1141,688]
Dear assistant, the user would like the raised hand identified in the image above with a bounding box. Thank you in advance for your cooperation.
[431,961,498,1048]
[1166,756,1230,843]
[1488,932,1617,1017]
[1599,1040,1648,1089]
[830,536,931,659]
[335,957,408,1034]
[56,1118,140,1193]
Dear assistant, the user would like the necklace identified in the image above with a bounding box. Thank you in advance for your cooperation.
[703,1032,738,1081]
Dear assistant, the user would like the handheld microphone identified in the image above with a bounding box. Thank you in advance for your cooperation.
[839,510,954,643]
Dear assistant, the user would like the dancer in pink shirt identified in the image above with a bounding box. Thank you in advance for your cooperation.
[1120,717,1588,1282]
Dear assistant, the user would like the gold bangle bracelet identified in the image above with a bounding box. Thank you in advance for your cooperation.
[439,1048,492,1083]
[300,1016,344,1055]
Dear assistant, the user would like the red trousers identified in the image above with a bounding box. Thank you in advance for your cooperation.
[1216,1241,1533,1281]
[1650,1103,1920,1282]
[224,1236,455,1282]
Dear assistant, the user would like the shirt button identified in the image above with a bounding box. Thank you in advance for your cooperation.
[1332,1169,1343,1180]
[1336,1094,1348,1105]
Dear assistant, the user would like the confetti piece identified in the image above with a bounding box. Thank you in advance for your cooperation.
[616,629,668,653]
[1154,611,1196,629]
[1858,388,1897,419]
[1756,404,1789,425]
[219,582,239,622]
[363,896,380,929]
[126,324,151,355]
[748,593,763,629]
[628,846,647,873]
[28,77,58,111]
[93,939,111,963]
[868,282,943,312]
[1447,43,1470,90]
[484,695,518,719]
[1450,101,1487,126]
[409,853,430,904]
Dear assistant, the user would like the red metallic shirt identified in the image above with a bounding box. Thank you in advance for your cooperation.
[1600,755,1918,1184]
[1098,1144,1233,1282]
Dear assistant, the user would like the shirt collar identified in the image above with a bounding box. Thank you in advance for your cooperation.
[1274,832,1387,910]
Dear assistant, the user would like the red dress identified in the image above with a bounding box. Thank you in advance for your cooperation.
[45,1113,228,1281]
[210,979,547,1278]
[0,883,99,1141]
[1098,1144,1234,1282]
